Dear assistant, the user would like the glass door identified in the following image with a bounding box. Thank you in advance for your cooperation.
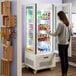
[37,4,54,55]
[54,3,72,56]
[26,5,35,54]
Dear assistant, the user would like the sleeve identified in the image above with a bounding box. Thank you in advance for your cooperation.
[48,23,62,36]
[69,25,73,36]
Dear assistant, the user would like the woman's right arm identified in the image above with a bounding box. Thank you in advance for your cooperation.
[47,23,62,36]
[69,25,73,36]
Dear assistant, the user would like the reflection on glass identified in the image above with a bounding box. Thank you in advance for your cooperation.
[26,7,34,52]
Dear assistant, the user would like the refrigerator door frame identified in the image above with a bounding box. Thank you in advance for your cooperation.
[54,3,72,57]
[25,4,36,54]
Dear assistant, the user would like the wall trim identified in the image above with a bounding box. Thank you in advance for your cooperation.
[17,0,22,76]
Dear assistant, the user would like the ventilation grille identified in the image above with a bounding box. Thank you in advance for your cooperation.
[26,58,34,66]
[39,61,52,67]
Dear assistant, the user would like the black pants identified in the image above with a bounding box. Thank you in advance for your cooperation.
[58,44,69,75]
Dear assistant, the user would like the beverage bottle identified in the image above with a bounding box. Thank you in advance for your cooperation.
[38,34,40,38]
[40,12,42,20]
[48,43,50,51]
[42,14,45,20]
[44,13,46,20]
[44,24,46,30]
[46,36,48,41]
[41,35,43,41]
[48,25,50,31]
[46,24,48,30]
[47,35,50,41]
[42,24,43,30]
[48,13,50,20]
[44,34,45,41]
[45,35,47,41]
[38,24,40,31]
[41,24,42,30]
[40,24,41,30]
[46,43,48,52]
[45,13,47,20]
[43,24,44,30]
[41,34,43,41]
[39,34,41,41]
[43,35,45,41]
[49,35,50,41]
[29,11,33,19]
[40,11,42,20]
[39,11,41,20]
[42,14,43,19]
[46,13,48,20]
[38,11,40,19]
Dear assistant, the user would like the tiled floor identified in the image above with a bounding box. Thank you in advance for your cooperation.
[22,63,76,76]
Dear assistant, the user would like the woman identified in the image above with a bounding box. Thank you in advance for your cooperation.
[48,11,73,76]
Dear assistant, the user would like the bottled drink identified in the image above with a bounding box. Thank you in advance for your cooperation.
[38,11,42,20]
[48,13,50,20]
[42,14,45,20]
[45,13,47,20]
[40,24,41,30]
[47,35,50,41]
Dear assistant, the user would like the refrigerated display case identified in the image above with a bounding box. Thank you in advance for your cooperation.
[25,4,55,73]
[24,3,72,73]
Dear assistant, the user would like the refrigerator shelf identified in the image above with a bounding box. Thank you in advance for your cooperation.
[37,30,47,34]
[37,51,52,55]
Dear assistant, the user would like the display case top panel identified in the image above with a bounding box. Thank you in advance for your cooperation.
[37,4,53,10]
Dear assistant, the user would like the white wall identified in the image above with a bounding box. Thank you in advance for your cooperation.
[22,0,62,4]
[63,0,76,13]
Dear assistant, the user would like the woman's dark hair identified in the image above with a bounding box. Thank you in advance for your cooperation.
[57,11,69,26]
